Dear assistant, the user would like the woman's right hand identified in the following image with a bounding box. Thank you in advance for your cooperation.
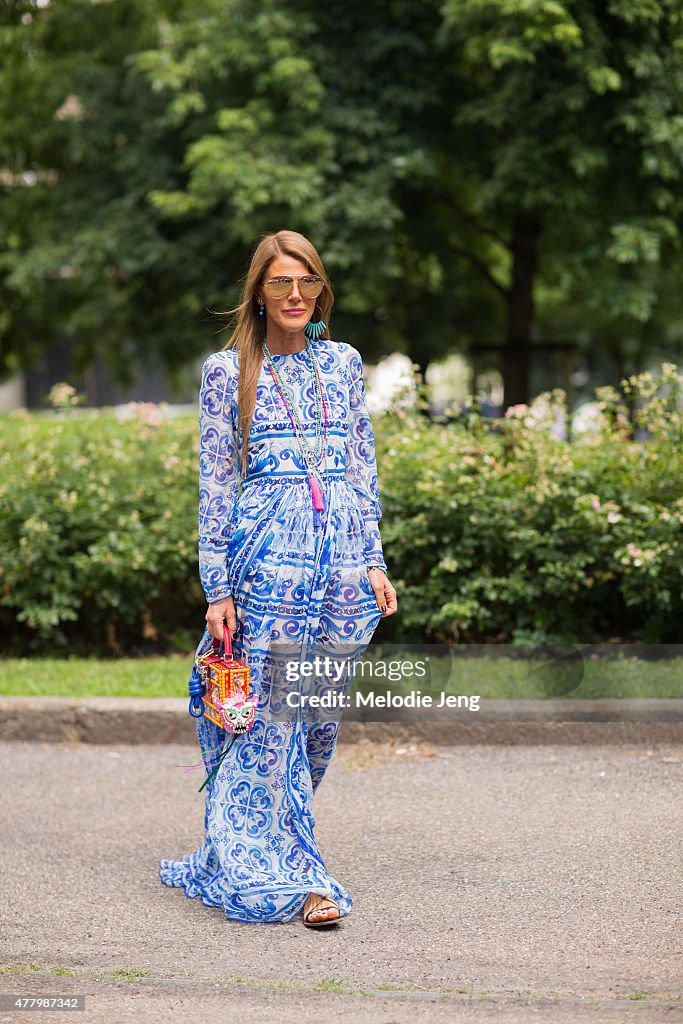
[205,596,237,640]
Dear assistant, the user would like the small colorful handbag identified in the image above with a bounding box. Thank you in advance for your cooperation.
[188,624,257,735]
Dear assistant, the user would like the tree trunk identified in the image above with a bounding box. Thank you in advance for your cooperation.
[502,209,543,407]
[406,346,432,417]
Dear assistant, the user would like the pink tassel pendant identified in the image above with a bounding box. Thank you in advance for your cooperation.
[309,472,325,511]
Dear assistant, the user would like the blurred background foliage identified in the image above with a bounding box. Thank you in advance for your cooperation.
[2,0,683,402]
[2,1,683,652]
[1,364,680,655]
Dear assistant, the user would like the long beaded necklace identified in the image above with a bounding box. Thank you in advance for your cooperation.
[263,339,329,527]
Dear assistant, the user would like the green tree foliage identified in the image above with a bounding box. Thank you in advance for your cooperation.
[1,0,683,396]
[130,0,454,366]
[0,0,217,385]
[437,0,683,400]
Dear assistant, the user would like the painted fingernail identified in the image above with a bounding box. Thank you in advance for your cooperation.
[380,605,387,613]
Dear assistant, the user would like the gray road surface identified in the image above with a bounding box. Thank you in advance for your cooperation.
[0,740,681,1023]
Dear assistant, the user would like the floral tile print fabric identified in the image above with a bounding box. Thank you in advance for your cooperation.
[159,339,387,923]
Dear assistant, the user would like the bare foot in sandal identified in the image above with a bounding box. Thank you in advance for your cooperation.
[303,892,340,927]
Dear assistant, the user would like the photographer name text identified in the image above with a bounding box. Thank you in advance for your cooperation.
[286,690,480,711]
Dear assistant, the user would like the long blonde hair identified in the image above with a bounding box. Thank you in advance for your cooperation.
[218,230,334,476]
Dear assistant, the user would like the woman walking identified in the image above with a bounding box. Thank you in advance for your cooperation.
[159,230,397,927]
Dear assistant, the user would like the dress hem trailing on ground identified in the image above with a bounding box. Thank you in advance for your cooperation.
[158,339,386,924]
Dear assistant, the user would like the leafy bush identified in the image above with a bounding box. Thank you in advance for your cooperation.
[376,362,682,645]
[0,365,680,655]
[0,403,201,655]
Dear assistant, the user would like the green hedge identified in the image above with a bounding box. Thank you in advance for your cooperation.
[377,364,681,646]
[0,404,201,655]
[0,365,681,655]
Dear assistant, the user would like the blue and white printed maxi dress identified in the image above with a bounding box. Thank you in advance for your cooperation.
[159,338,388,923]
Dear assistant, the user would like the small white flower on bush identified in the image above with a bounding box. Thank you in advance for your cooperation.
[571,401,603,437]
[47,382,82,409]
[503,391,567,438]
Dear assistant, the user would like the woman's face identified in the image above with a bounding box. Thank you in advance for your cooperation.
[257,255,319,336]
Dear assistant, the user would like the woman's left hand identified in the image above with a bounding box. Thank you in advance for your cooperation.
[367,567,398,617]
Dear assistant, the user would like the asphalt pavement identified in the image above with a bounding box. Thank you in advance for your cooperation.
[1,740,681,1023]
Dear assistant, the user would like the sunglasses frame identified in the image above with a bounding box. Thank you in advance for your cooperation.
[262,275,324,300]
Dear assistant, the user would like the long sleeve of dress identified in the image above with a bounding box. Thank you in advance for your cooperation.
[198,352,240,604]
[344,345,388,573]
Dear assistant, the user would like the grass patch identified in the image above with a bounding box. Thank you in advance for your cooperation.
[351,651,683,700]
[0,963,43,976]
[0,655,192,698]
[0,963,680,1007]
[0,963,85,978]
[110,968,152,982]
[312,978,358,994]
[0,653,682,699]
[213,974,302,991]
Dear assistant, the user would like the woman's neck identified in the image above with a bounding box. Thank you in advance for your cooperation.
[264,322,307,355]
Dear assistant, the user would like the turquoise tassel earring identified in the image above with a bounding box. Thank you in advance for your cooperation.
[304,318,326,340]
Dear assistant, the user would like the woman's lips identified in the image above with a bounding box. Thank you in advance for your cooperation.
[283,309,306,316]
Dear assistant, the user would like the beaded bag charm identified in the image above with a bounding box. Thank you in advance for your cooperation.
[189,625,257,735]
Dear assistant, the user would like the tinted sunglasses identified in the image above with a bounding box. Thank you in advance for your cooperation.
[262,275,324,300]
